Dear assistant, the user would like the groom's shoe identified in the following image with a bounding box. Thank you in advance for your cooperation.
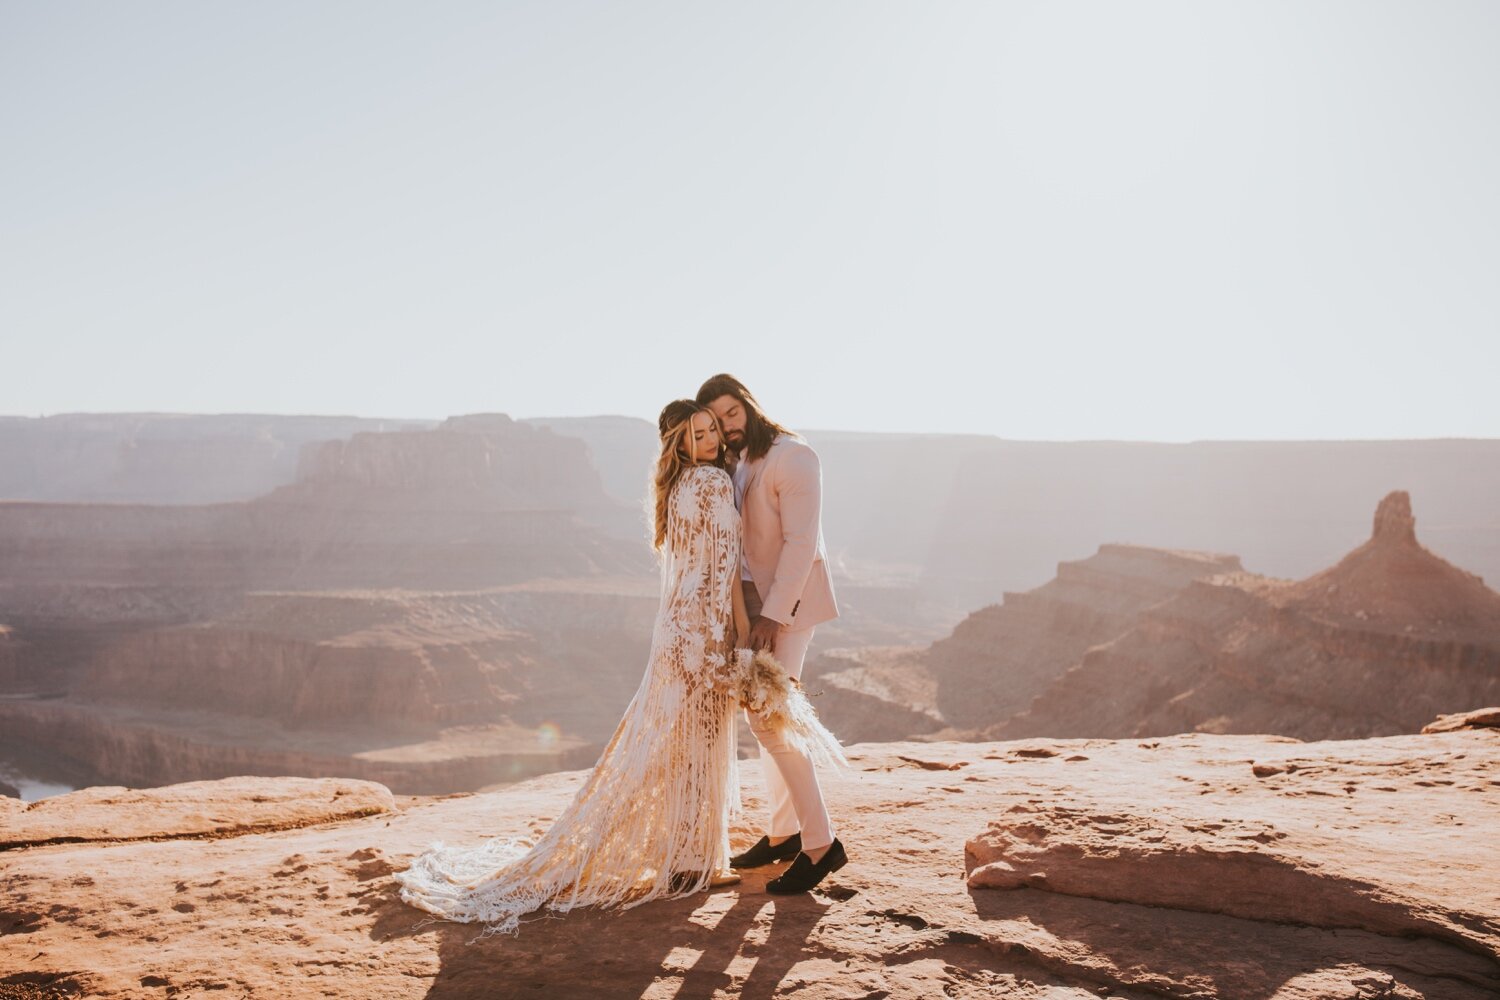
[730,832,801,869]
[765,838,847,895]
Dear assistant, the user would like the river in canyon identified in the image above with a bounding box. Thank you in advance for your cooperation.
[0,745,80,802]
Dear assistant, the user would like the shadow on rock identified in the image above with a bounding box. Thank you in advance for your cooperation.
[365,863,848,1000]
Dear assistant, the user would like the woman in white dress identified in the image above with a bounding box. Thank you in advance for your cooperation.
[393,399,750,937]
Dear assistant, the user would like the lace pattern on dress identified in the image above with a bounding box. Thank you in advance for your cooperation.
[392,464,744,938]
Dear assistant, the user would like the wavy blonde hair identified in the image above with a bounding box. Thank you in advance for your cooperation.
[648,399,728,552]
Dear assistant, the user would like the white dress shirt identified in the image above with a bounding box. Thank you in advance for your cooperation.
[730,453,755,582]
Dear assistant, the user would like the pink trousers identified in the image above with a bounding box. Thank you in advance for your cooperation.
[743,582,835,852]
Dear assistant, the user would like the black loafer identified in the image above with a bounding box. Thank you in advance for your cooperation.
[766,838,847,894]
[730,832,802,869]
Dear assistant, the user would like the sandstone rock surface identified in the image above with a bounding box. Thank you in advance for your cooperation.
[1422,706,1500,733]
[2,726,1494,999]
[0,777,395,850]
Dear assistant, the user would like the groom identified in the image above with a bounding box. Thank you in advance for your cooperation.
[697,374,848,894]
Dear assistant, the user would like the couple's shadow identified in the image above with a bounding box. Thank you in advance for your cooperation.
[367,866,847,999]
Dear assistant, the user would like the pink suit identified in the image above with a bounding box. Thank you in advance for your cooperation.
[735,432,839,851]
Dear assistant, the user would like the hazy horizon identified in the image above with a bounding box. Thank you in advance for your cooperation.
[4,1,1497,441]
[5,408,1499,446]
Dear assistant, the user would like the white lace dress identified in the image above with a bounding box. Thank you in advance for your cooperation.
[392,464,744,937]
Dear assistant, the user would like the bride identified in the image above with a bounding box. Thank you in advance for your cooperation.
[393,399,754,937]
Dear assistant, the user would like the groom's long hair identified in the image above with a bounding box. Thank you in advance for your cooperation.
[648,399,728,553]
[694,374,792,462]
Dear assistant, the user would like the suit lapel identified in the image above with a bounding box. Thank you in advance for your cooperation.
[744,435,782,499]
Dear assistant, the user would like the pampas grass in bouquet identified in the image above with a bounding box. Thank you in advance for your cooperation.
[734,648,850,771]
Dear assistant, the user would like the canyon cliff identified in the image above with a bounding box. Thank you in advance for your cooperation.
[6,413,1500,618]
[0,413,438,505]
[0,582,662,794]
[5,409,1499,803]
[532,419,1500,608]
[0,418,658,794]
[0,415,645,596]
[810,492,1500,746]
[994,491,1500,740]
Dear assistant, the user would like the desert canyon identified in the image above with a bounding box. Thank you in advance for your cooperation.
[1,412,1498,997]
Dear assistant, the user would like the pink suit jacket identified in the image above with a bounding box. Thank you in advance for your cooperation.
[739,433,839,631]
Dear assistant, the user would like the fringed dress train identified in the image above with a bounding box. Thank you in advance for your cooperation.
[392,465,746,938]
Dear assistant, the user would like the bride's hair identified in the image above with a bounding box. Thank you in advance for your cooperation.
[649,399,728,552]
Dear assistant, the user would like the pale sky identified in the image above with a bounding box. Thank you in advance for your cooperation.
[2,1,1496,440]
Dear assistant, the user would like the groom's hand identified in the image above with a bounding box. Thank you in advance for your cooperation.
[748,615,781,652]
